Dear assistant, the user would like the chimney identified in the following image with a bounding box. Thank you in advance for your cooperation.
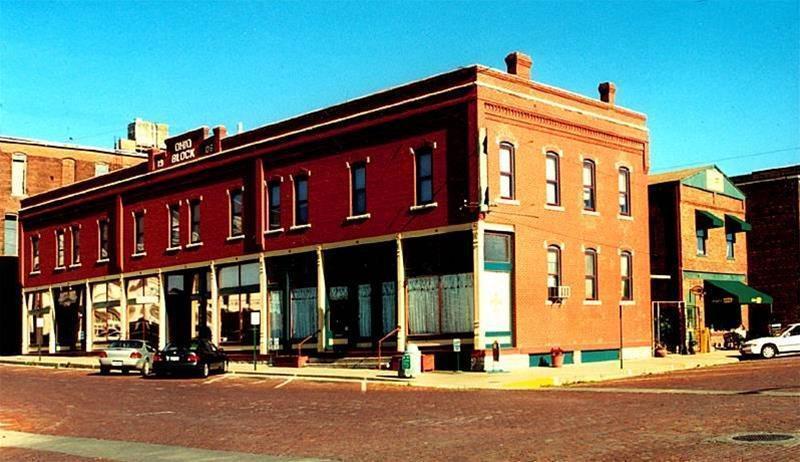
[236,122,244,134]
[598,82,617,105]
[213,125,227,153]
[504,51,532,80]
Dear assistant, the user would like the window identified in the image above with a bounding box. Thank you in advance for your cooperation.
[168,204,180,248]
[726,232,735,259]
[545,153,560,206]
[583,160,596,211]
[134,212,145,254]
[268,182,281,230]
[351,162,367,215]
[229,188,244,236]
[189,199,201,244]
[485,233,511,263]
[11,153,27,196]
[31,236,40,272]
[696,228,708,256]
[294,177,309,225]
[585,249,598,300]
[499,143,514,199]
[547,245,562,299]
[3,213,18,256]
[415,147,433,205]
[98,219,110,261]
[94,163,109,176]
[621,251,633,300]
[56,230,65,268]
[618,167,631,216]
[71,226,80,265]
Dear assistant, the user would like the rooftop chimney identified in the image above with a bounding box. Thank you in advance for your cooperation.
[504,51,532,80]
[598,82,617,105]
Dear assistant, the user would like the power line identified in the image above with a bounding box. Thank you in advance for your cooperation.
[656,146,800,171]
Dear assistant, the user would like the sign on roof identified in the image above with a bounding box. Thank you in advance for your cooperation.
[153,127,215,171]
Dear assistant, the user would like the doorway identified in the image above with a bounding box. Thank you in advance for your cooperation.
[165,269,210,345]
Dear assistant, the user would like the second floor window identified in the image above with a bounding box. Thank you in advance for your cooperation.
[545,153,560,206]
[696,228,708,256]
[583,160,596,211]
[585,249,598,300]
[230,188,244,236]
[351,163,367,215]
[31,236,40,272]
[134,212,145,254]
[268,182,281,230]
[71,226,80,265]
[621,251,633,300]
[726,232,735,259]
[294,177,309,225]
[98,219,110,261]
[3,213,18,256]
[56,230,65,268]
[169,204,180,248]
[415,147,433,205]
[499,143,514,199]
[547,245,562,295]
[618,167,631,216]
[11,153,27,196]
[189,199,201,244]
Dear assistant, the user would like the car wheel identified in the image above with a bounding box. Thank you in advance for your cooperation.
[761,344,778,359]
[201,363,210,378]
[141,361,151,377]
[100,366,110,375]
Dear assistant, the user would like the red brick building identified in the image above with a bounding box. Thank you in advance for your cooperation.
[18,52,652,369]
[732,165,800,327]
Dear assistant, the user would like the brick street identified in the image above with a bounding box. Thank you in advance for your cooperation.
[1,357,798,461]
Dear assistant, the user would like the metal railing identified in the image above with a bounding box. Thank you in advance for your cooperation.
[377,326,401,370]
[297,330,320,358]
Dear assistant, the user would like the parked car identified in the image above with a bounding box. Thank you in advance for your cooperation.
[98,339,156,376]
[739,323,800,359]
[152,338,228,378]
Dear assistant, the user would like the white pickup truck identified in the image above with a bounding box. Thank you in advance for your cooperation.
[739,323,800,359]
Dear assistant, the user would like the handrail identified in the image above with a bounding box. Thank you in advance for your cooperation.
[297,330,320,358]
[377,326,401,370]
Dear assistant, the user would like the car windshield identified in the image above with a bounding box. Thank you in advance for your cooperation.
[164,340,205,352]
[109,340,143,349]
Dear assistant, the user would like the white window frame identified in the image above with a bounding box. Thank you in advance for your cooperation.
[11,152,27,197]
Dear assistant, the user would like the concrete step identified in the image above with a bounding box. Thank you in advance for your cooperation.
[306,356,391,369]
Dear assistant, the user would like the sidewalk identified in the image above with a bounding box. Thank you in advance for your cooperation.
[0,351,742,390]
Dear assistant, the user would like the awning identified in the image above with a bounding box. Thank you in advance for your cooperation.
[725,214,752,233]
[696,210,724,228]
[706,280,773,304]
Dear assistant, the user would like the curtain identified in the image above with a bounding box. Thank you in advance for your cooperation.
[269,290,283,341]
[358,284,371,338]
[441,273,474,333]
[291,287,317,338]
[408,276,439,334]
[381,282,396,335]
[408,273,473,335]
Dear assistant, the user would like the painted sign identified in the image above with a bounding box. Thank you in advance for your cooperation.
[157,127,214,170]
[250,311,261,326]
[453,338,461,352]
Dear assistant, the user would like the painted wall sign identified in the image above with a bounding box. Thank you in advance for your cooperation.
[156,127,213,171]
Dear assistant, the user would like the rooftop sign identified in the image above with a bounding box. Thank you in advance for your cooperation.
[152,127,217,171]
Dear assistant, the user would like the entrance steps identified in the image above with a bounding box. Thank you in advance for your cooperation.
[306,356,391,369]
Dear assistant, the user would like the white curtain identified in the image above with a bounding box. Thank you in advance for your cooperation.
[441,273,473,333]
[408,276,440,334]
[269,290,283,341]
[381,282,396,334]
[408,273,473,335]
[290,287,317,338]
[358,284,371,338]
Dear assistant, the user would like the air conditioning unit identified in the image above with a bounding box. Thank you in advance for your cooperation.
[548,286,571,301]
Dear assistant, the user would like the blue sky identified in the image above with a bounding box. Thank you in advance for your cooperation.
[1,0,798,175]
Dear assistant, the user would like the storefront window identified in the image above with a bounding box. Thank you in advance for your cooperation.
[218,262,261,346]
[91,281,122,344]
[126,276,161,346]
[26,291,53,348]
[408,273,473,335]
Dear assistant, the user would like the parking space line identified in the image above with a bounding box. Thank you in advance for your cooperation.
[274,376,295,389]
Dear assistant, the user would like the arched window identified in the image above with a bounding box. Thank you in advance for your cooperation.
[620,251,633,300]
[11,152,27,196]
[618,167,631,216]
[499,142,515,199]
[585,248,598,300]
[547,245,562,300]
[583,160,596,211]
[545,153,560,206]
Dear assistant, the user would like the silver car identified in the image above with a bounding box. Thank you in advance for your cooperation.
[98,340,156,376]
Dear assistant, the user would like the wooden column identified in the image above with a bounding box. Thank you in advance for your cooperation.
[20,290,29,354]
[472,221,484,351]
[316,246,327,353]
[209,262,219,346]
[119,276,127,342]
[158,269,167,349]
[259,255,268,355]
[85,281,94,352]
[396,234,406,352]
[47,287,56,354]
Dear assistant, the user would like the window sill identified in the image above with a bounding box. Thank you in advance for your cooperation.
[96,258,110,264]
[289,224,311,232]
[494,198,520,206]
[620,300,636,306]
[696,253,707,258]
[185,242,204,249]
[346,213,371,221]
[581,209,599,216]
[54,266,66,272]
[68,263,82,269]
[544,204,565,212]
[165,246,182,252]
[409,202,438,212]
[546,299,565,306]
[617,214,634,221]
[583,300,602,306]
[131,252,147,258]
[29,271,41,276]
[226,235,245,242]
[265,228,284,235]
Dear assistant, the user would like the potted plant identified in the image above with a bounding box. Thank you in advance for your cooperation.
[654,342,668,358]
[550,347,565,368]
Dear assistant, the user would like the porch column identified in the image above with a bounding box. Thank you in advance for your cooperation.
[48,287,56,354]
[396,234,406,352]
[85,281,93,352]
[209,262,219,346]
[157,269,166,349]
[316,246,327,352]
[472,221,484,351]
[21,290,29,354]
[119,276,127,342]
[259,255,269,355]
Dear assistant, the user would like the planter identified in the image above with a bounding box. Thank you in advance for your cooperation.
[273,355,308,368]
[654,347,668,358]
[550,347,565,368]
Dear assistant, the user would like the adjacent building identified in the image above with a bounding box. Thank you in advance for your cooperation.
[649,165,771,353]
[18,51,652,369]
[732,165,800,327]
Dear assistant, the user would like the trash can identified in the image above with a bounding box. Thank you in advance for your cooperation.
[398,344,422,378]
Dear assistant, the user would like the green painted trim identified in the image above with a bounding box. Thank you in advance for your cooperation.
[529,351,574,367]
[485,331,512,337]
[681,166,746,200]
[725,214,751,233]
[484,261,512,272]
[706,280,773,304]
[486,342,513,348]
[683,271,745,282]
[582,349,620,363]
[696,210,724,228]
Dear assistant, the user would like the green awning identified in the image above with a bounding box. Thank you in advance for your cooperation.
[706,280,773,304]
[696,210,724,228]
[725,214,752,233]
